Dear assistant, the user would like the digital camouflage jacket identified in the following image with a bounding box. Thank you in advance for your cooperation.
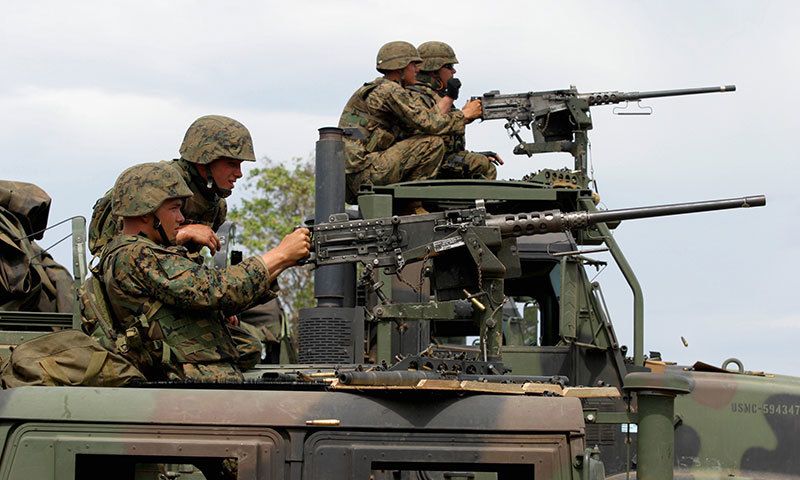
[99,234,278,380]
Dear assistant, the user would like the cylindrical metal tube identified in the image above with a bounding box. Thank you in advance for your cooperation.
[487,195,766,240]
[583,85,736,106]
[313,127,356,307]
[585,195,765,225]
[636,392,676,480]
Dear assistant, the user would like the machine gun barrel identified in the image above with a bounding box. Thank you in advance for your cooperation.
[486,195,765,238]
[581,85,736,106]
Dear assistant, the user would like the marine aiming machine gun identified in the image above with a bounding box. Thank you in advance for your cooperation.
[308,193,765,363]
[474,85,736,187]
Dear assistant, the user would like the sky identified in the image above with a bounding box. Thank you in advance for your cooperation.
[2,1,798,375]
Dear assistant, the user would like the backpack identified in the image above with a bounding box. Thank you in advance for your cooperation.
[78,251,162,376]
[87,190,120,256]
[0,329,145,388]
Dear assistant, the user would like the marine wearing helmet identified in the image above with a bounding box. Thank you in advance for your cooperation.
[408,41,502,180]
[111,162,193,246]
[89,115,255,256]
[338,41,483,204]
[99,162,311,382]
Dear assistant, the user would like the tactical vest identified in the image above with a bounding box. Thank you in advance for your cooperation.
[339,79,403,172]
[100,235,238,375]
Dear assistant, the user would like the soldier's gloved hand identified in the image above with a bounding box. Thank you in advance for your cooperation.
[176,224,222,254]
[446,78,462,100]
[461,98,482,123]
[477,151,504,166]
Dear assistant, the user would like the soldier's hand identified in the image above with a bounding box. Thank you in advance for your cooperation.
[446,78,461,100]
[462,99,482,123]
[261,228,311,278]
[225,315,240,327]
[487,153,504,165]
[176,224,222,254]
[278,227,312,265]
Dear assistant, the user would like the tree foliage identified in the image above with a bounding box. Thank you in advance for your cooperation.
[229,156,315,320]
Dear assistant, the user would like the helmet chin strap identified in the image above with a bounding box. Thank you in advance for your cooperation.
[152,214,174,246]
[203,165,232,197]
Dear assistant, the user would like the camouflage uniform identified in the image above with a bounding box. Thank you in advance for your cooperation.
[100,162,278,382]
[100,234,278,382]
[87,116,265,367]
[339,42,466,203]
[408,75,496,180]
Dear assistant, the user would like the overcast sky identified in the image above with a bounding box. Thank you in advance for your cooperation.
[2,1,797,375]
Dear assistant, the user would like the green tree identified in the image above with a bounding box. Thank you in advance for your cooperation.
[229,156,315,321]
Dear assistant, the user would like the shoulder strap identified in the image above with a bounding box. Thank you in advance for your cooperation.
[341,80,385,128]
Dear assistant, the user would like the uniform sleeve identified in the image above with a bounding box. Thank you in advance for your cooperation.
[368,83,465,136]
[114,245,278,316]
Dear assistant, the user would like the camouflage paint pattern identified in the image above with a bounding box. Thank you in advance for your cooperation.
[111,162,192,217]
[409,73,497,180]
[179,115,256,165]
[417,41,459,72]
[100,234,277,381]
[670,367,800,478]
[375,41,422,71]
[0,384,587,479]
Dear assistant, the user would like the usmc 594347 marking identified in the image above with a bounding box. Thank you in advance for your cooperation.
[731,403,800,415]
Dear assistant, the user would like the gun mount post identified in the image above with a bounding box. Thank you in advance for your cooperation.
[298,127,363,364]
[313,127,355,308]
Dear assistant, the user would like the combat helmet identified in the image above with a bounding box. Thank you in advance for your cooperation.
[179,115,256,166]
[376,41,422,72]
[418,41,459,72]
[112,162,192,217]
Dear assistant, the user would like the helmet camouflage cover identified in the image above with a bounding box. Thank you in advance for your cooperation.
[112,162,193,217]
[376,41,422,72]
[179,115,256,165]
[418,41,459,72]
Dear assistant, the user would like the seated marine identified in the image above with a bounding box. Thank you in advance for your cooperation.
[98,162,310,382]
[338,41,483,203]
[408,41,502,180]
[89,114,277,366]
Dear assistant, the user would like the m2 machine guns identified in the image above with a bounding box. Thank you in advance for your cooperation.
[307,194,765,362]
[475,85,736,187]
